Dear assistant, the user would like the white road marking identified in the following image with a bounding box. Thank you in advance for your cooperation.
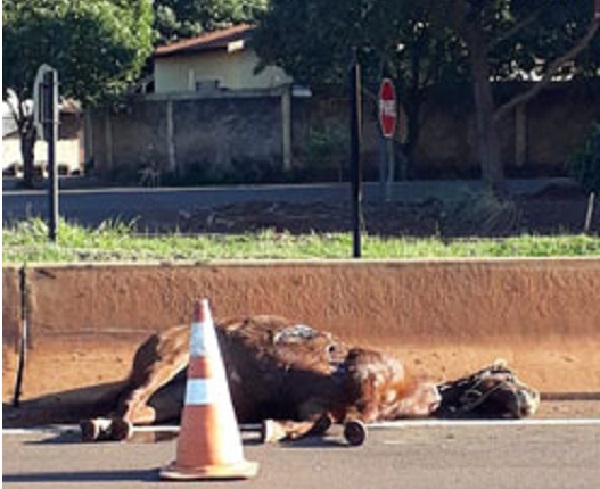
[369,418,600,429]
[3,418,600,436]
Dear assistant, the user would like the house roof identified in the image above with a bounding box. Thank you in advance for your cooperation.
[154,24,255,58]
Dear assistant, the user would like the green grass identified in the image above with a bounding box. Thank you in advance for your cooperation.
[2,217,600,263]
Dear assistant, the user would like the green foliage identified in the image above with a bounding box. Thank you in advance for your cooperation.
[3,217,599,263]
[2,0,154,105]
[471,0,600,80]
[303,127,350,182]
[568,123,600,194]
[154,0,268,43]
[254,0,464,90]
[253,0,600,185]
[253,0,469,166]
[255,0,600,92]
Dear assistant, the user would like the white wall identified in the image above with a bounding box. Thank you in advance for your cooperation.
[2,136,81,174]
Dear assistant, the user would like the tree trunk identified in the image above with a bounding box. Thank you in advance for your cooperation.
[466,29,505,195]
[402,98,421,178]
[20,123,37,189]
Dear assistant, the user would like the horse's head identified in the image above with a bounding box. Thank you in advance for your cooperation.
[437,360,541,419]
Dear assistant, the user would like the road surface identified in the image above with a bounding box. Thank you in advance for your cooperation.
[3,420,599,489]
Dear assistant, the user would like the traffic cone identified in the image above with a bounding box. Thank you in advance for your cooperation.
[159,299,259,480]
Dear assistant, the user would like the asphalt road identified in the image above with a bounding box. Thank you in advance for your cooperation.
[2,179,565,228]
[3,420,600,489]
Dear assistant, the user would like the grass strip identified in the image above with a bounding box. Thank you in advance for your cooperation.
[3,218,599,263]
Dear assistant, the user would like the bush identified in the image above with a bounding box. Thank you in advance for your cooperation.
[567,123,600,194]
[302,127,349,182]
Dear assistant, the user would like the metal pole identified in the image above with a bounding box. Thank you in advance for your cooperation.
[44,70,59,242]
[385,138,395,201]
[350,60,363,258]
[12,266,28,408]
[378,132,386,205]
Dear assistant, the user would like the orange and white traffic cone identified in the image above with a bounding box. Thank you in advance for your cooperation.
[159,299,258,480]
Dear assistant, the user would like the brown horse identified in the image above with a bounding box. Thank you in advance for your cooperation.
[81,315,441,443]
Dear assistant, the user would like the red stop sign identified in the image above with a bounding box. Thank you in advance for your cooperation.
[378,78,396,138]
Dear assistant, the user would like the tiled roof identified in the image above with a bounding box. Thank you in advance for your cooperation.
[155,24,254,57]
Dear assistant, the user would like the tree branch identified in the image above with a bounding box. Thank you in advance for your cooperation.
[488,3,549,51]
[494,17,600,123]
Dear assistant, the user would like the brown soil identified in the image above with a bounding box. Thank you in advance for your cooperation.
[173,193,598,237]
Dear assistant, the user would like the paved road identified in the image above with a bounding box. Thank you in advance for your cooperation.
[2,179,567,228]
[3,420,599,489]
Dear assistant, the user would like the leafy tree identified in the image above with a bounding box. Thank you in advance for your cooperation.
[439,0,600,193]
[2,0,154,188]
[253,0,467,173]
[154,0,268,44]
[254,0,600,191]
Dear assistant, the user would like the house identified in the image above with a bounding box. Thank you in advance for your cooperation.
[153,24,293,93]
[84,25,304,181]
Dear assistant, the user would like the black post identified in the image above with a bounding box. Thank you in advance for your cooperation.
[349,59,363,258]
[43,70,59,242]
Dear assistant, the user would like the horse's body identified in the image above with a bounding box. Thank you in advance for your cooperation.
[81,315,539,443]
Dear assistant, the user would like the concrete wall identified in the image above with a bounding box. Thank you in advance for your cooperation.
[172,96,282,179]
[3,258,599,406]
[414,82,600,177]
[90,91,285,181]
[87,81,600,183]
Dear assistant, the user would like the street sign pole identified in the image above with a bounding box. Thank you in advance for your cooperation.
[43,70,59,242]
[378,78,397,202]
[385,137,395,202]
[350,59,363,259]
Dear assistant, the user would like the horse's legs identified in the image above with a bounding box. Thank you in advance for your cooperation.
[262,398,334,443]
[117,361,187,425]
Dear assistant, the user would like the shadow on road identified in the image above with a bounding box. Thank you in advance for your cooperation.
[3,469,158,483]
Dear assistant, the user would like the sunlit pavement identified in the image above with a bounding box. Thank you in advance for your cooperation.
[3,419,600,489]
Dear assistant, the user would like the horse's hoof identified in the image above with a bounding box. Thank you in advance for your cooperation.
[261,419,287,444]
[80,420,99,441]
[344,420,367,446]
[311,414,333,435]
[80,418,112,442]
[111,419,133,441]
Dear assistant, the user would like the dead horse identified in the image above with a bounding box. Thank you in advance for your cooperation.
[81,315,441,444]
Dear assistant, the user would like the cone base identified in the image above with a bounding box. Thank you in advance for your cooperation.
[159,460,259,480]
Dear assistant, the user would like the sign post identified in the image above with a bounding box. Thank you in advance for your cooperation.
[378,78,396,201]
[34,65,59,242]
[350,57,363,258]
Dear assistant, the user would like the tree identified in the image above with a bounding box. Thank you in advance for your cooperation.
[154,0,268,44]
[253,0,600,191]
[253,0,467,174]
[2,0,154,188]
[442,0,600,193]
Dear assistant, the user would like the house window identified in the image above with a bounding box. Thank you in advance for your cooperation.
[195,79,221,92]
